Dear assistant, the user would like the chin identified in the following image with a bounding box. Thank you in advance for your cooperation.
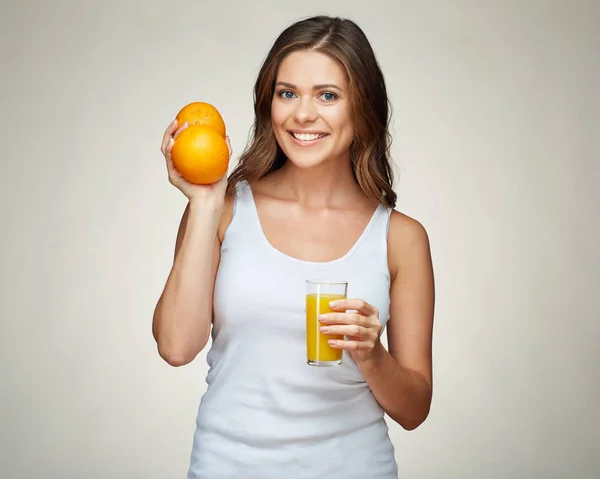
[283,150,331,169]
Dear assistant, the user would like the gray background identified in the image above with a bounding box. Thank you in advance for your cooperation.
[1,0,599,477]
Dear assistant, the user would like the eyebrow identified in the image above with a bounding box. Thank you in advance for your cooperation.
[275,81,343,92]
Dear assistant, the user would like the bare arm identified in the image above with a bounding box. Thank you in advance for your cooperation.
[152,118,234,366]
[152,199,223,366]
[356,212,435,429]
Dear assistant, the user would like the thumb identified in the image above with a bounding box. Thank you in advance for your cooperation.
[226,136,233,158]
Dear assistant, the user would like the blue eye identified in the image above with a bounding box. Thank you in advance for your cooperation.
[321,92,338,101]
[278,90,295,99]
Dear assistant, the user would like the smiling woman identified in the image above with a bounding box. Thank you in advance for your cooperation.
[270,50,355,168]
[227,16,396,208]
[154,14,435,479]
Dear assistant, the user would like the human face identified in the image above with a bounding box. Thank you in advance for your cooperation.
[271,50,354,169]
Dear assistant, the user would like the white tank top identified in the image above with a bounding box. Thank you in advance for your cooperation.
[188,180,399,479]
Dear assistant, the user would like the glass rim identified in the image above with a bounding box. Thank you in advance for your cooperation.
[305,279,348,285]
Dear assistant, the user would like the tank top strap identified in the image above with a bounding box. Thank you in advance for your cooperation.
[225,180,262,239]
[348,203,393,262]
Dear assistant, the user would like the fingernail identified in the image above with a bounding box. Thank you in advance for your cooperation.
[320,326,329,333]
[329,301,339,308]
[318,314,327,322]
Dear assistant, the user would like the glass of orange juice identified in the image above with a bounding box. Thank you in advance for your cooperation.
[305,280,348,366]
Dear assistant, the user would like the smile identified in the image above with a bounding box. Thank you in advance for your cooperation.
[288,131,329,145]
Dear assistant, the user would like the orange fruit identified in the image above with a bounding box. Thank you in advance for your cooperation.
[171,125,229,184]
[176,102,226,138]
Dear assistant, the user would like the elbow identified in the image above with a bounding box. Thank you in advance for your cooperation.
[394,398,432,431]
[155,335,208,367]
[397,409,430,431]
[401,416,427,431]
[152,308,209,367]
[159,347,194,367]
[156,338,206,367]
[401,381,433,431]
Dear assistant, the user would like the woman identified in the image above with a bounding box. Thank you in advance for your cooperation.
[154,15,435,479]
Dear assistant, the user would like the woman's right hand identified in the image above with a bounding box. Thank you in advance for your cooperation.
[160,119,231,203]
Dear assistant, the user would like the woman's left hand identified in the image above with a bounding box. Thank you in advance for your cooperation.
[319,298,383,364]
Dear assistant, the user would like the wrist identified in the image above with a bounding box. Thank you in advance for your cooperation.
[356,340,386,372]
[188,195,224,214]
[186,197,224,233]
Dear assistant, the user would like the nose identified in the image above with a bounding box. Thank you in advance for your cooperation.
[293,97,318,123]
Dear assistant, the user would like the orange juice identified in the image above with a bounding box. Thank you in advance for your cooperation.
[306,293,346,365]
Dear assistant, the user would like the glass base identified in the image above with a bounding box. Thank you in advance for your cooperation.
[307,359,342,367]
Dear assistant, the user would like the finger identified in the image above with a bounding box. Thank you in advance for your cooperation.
[165,137,175,161]
[161,119,178,155]
[329,298,377,316]
[166,153,181,183]
[319,324,374,339]
[327,339,367,351]
[318,312,365,326]
[173,122,189,140]
[226,136,232,158]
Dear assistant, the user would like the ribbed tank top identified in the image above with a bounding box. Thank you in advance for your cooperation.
[188,180,399,479]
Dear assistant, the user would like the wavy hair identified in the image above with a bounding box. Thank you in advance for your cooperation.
[227,15,396,207]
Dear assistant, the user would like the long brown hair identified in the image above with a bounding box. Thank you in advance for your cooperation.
[227,15,397,208]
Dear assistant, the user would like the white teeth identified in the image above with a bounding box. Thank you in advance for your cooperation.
[292,132,326,141]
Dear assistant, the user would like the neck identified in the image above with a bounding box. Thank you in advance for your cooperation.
[272,156,361,209]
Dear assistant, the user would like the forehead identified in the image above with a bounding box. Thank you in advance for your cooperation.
[276,50,348,87]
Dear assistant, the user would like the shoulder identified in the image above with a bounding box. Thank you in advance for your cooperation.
[388,209,430,249]
[387,209,432,282]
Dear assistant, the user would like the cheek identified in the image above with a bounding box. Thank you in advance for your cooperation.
[327,107,352,130]
[341,111,355,144]
[270,101,289,128]
[331,109,354,144]
[270,105,285,140]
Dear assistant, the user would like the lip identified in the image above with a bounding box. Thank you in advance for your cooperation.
[288,130,329,135]
[287,130,330,147]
